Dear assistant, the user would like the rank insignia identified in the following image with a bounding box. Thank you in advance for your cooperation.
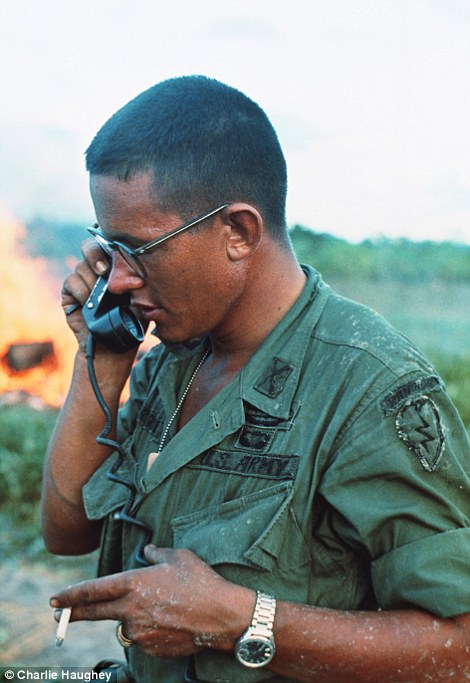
[395,396,445,472]
[255,357,294,398]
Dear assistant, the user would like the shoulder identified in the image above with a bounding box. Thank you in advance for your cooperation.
[134,341,169,379]
[128,336,207,400]
[312,283,433,379]
[123,342,168,397]
[300,280,443,441]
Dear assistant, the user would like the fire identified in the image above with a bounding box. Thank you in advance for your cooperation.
[0,208,158,408]
[0,207,78,407]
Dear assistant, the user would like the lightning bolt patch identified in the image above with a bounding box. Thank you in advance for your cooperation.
[396,396,445,472]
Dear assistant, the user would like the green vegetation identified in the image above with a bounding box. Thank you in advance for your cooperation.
[427,352,470,431]
[289,224,470,283]
[0,405,58,557]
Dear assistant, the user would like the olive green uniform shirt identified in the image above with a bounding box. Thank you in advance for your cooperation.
[84,266,470,683]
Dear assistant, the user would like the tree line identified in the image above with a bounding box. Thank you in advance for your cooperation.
[289,224,470,283]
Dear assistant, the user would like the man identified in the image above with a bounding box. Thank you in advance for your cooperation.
[41,76,470,683]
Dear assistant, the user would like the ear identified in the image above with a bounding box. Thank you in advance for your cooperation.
[223,203,264,261]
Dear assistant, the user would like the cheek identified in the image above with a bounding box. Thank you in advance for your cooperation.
[177,256,223,298]
[177,268,232,322]
[149,241,238,313]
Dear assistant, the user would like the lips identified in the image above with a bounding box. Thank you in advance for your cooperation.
[131,302,165,322]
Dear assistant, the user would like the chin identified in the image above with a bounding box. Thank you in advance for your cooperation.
[152,323,195,346]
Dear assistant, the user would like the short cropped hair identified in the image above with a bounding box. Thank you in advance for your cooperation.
[85,75,288,239]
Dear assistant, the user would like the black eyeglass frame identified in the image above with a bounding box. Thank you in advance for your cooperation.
[87,203,229,279]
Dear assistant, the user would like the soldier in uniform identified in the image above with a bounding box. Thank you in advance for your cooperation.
[42,76,470,682]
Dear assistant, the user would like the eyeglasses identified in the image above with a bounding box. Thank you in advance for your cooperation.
[87,203,229,279]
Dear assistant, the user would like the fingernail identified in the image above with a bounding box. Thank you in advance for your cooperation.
[96,260,108,274]
[50,598,60,608]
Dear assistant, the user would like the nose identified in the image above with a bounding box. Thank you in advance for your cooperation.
[106,253,144,295]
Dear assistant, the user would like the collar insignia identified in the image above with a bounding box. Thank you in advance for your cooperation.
[254,357,294,398]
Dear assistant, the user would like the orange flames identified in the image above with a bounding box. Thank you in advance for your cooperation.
[0,207,78,407]
[0,208,158,408]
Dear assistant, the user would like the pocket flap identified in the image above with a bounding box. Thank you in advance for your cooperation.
[171,481,294,570]
[83,451,134,520]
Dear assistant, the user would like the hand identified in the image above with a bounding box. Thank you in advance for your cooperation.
[50,546,255,658]
[61,238,110,351]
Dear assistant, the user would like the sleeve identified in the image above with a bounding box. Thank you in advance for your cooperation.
[319,372,470,618]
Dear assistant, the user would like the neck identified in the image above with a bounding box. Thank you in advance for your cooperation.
[209,249,306,369]
[176,247,306,430]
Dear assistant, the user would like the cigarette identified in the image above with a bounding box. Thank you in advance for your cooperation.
[55,607,72,647]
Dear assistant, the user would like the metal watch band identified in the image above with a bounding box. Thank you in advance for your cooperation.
[250,591,276,638]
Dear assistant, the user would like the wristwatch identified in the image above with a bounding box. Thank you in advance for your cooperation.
[235,591,276,668]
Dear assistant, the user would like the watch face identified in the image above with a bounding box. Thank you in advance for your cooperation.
[236,637,274,667]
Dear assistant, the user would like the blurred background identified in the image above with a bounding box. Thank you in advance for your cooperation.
[0,0,469,670]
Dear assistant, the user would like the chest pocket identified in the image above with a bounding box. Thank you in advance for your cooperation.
[171,481,310,597]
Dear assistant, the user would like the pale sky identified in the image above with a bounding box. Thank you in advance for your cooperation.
[1,0,469,243]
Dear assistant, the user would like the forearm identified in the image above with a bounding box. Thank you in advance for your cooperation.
[41,348,133,554]
[50,547,470,680]
[267,601,470,683]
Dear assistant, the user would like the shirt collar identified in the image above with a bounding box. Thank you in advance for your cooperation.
[240,265,329,419]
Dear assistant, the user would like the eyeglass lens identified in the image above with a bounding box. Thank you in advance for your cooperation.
[94,234,146,279]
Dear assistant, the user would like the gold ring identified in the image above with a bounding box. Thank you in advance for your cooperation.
[116,622,134,648]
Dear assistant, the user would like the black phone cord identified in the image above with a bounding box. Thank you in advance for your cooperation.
[85,334,151,566]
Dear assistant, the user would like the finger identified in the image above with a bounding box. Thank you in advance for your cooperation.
[50,574,127,609]
[61,256,108,314]
[61,285,86,314]
[81,237,110,276]
[64,302,81,316]
[143,545,173,565]
[54,601,123,623]
[61,268,95,310]
[74,255,106,291]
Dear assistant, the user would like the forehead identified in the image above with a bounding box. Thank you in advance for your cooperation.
[89,172,180,238]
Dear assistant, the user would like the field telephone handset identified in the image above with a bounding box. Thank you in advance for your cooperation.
[82,275,145,353]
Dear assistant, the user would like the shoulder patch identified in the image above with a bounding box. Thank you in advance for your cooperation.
[395,396,445,472]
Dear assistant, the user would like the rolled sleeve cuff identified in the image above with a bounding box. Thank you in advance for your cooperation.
[371,528,470,618]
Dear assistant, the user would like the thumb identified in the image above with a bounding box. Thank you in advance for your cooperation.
[143,544,169,565]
